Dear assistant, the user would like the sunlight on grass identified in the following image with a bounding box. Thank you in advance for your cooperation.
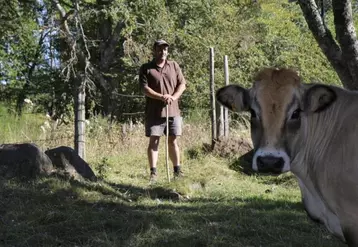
[0,105,345,247]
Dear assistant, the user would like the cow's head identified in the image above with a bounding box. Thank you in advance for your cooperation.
[216,67,336,174]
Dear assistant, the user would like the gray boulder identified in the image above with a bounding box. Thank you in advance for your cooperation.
[45,146,97,181]
[0,143,54,179]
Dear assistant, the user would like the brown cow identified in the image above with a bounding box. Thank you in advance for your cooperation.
[216,67,358,246]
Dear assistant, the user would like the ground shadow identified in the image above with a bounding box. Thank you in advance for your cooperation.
[229,149,255,175]
[0,177,344,247]
[46,173,184,202]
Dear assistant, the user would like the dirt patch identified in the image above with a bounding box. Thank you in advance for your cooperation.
[212,136,253,158]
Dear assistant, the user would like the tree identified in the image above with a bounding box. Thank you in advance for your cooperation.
[53,0,92,159]
[294,0,358,90]
[0,0,47,111]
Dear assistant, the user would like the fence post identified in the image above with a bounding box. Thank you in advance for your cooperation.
[209,47,217,148]
[74,72,86,160]
[224,55,229,137]
[217,104,224,138]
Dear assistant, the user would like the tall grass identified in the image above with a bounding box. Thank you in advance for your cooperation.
[0,105,46,143]
[0,104,345,247]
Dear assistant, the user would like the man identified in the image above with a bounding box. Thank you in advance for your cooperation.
[139,39,187,181]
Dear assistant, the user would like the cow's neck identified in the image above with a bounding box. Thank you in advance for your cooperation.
[296,176,344,240]
[293,100,345,176]
[290,101,345,198]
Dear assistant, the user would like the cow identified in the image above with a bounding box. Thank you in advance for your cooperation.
[215,67,358,246]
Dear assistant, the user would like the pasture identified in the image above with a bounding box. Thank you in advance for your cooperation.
[0,107,345,247]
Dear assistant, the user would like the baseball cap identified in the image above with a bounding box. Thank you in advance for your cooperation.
[153,39,169,48]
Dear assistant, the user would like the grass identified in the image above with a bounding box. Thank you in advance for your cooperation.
[0,105,345,247]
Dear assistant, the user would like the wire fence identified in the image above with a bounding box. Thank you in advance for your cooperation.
[1,47,231,150]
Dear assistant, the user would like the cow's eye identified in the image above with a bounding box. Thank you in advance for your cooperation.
[291,109,301,120]
[250,108,257,118]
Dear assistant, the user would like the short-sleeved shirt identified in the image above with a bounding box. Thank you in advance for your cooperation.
[139,59,186,120]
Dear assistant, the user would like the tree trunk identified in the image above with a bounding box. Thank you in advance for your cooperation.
[332,0,358,89]
[297,0,358,90]
[97,18,125,115]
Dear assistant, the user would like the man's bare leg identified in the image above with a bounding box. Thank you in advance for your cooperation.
[168,136,182,176]
[148,136,160,179]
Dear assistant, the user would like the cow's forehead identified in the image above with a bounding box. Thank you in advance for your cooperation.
[252,68,301,108]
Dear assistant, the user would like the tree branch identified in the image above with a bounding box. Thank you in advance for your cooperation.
[53,0,71,36]
[53,0,110,92]
[297,0,356,89]
[99,20,125,70]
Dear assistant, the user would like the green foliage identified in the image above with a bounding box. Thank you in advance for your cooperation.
[252,2,340,85]
[0,5,40,87]
[0,0,71,117]
[0,0,349,120]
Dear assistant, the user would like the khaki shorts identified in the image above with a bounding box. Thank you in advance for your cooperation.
[145,116,183,137]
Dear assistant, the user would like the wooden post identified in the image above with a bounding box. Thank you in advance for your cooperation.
[210,47,217,148]
[165,105,170,182]
[224,55,229,137]
[217,105,224,138]
[74,72,86,160]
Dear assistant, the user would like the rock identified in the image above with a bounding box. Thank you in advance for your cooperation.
[45,146,97,181]
[0,143,54,179]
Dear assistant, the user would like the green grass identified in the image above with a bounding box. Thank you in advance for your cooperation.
[0,105,345,247]
[0,105,46,143]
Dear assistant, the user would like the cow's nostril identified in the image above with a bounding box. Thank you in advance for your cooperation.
[274,158,284,169]
[256,156,265,168]
[256,156,284,170]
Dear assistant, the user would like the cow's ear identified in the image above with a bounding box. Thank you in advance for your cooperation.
[303,84,337,113]
[216,85,250,112]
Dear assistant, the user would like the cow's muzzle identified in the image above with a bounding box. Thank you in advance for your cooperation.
[256,155,284,173]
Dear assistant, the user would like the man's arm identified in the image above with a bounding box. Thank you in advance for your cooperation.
[143,85,165,101]
[171,61,187,101]
[172,83,186,101]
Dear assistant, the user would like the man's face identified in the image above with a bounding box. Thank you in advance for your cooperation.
[154,45,169,61]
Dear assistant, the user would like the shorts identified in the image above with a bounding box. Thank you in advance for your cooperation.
[145,116,183,137]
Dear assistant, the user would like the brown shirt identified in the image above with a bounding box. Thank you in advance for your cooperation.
[139,59,186,119]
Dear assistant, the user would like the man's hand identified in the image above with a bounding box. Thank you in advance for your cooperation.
[161,94,176,105]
